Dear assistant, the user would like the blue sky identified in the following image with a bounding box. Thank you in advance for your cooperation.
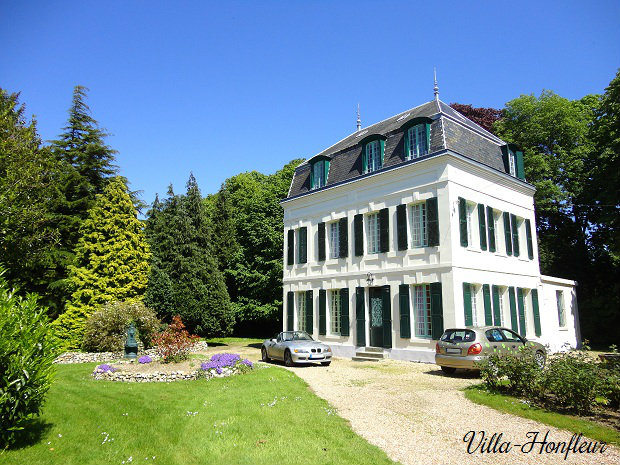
[2,1,619,208]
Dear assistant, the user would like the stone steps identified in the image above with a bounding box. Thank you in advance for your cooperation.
[352,346,385,362]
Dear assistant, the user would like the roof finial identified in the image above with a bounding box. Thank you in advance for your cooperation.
[356,103,361,131]
[434,67,439,101]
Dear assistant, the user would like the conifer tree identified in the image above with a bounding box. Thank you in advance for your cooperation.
[53,176,150,349]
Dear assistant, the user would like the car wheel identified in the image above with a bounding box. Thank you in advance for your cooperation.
[284,350,294,367]
[440,366,456,375]
[261,347,270,362]
[321,362,331,367]
[534,351,546,369]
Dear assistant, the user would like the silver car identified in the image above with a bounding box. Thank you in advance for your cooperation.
[435,326,546,374]
[261,331,332,367]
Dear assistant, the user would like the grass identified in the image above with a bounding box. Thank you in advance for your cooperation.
[2,363,397,465]
[464,385,620,446]
[202,337,264,345]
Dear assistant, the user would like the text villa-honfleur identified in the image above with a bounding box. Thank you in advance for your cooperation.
[463,430,608,459]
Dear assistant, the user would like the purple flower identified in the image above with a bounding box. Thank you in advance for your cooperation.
[199,353,251,373]
[95,364,117,374]
[138,355,152,364]
[216,367,223,375]
[241,359,253,368]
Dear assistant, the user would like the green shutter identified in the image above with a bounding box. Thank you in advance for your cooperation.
[516,287,526,337]
[299,227,307,263]
[486,206,496,252]
[309,164,314,189]
[287,229,294,265]
[426,197,439,247]
[379,139,385,168]
[381,285,392,348]
[478,204,487,251]
[508,286,518,332]
[531,289,541,337]
[463,282,473,326]
[459,197,468,247]
[500,145,510,173]
[425,123,431,154]
[525,219,534,260]
[403,128,410,160]
[354,214,364,256]
[305,290,313,335]
[324,160,330,184]
[379,208,389,253]
[318,289,326,336]
[355,287,365,346]
[340,288,350,336]
[491,285,501,326]
[515,151,525,180]
[318,222,326,261]
[339,217,348,258]
[503,212,512,256]
[362,145,368,173]
[287,291,294,331]
[483,284,492,325]
[510,214,520,257]
[430,282,444,340]
[396,204,407,250]
[399,284,410,338]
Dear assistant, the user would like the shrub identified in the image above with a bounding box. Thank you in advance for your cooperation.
[82,301,162,352]
[0,272,58,447]
[152,315,198,363]
[478,346,543,397]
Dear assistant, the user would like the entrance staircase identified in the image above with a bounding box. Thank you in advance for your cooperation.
[352,346,385,362]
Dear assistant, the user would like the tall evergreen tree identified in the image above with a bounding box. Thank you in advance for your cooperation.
[48,85,118,315]
[145,175,234,336]
[0,89,62,307]
[53,176,150,349]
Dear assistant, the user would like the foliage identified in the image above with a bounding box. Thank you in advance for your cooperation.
[197,353,254,377]
[81,301,161,352]
[0,89,63,313]
[449,103,503,134]
[478,347,620,414]
[0,271,58,448]
[152,315,198,363]
[145,175,234,337]
[53,177,151,349]
[207,160,302,336]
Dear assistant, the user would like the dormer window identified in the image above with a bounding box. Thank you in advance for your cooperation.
[406,123,430,159]
[309,157,330,190]
[502,144,525,180]
[362,138,385,173]
[508,149,516,176]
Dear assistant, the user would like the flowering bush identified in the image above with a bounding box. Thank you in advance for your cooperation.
[151,315,198,363]
[198,353,253,378]
[138,355,152,364]
[94,364,117,374]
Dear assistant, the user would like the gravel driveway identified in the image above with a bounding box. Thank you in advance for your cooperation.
[284,357,619,465]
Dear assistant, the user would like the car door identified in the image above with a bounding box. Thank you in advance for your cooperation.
[265,333,279,359]
[499,328,525,355]
[272,332,287,360]
[483,328,505,356]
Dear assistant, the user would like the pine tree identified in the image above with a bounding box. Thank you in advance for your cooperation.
[145,175,234,336]
[53,176,150,349]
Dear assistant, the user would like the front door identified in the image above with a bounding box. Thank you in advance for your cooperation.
[369,287,383,348]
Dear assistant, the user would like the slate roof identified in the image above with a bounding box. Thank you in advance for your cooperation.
[286,98,510,200]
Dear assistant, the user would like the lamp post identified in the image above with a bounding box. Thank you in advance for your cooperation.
[366,272,374,287]
[124,322,138,359]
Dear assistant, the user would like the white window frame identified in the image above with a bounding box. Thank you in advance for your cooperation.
[366,140,381,173]
[410,203,428,248]
[312,161,326,189]
[366,212,380,254]
[466,202,476,248]
[556,290,566,327]
[330,290,341,335]
[407,124,428,160]
[508,151,516,177]
[297,292,306,332]
[470,284,479,327]
[492,211,501,254]
[413,284,432,338]
[497,288,505,326]
[329,221,340,259]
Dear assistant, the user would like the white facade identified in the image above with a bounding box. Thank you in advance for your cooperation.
[282,112,579,362]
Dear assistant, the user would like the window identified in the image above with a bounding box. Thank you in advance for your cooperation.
[407,124,429,159]
[508,151,516,177]
[329,221,340,259]
[556,290,566,327]
[466,203,475,247]
[310,159,329,189]
[413,284,431,337]
[297,292,306,332]
[468,285,478,326]
[410,203,428,247]
[366,212,380,254]
[364,140,382,173]
[497,289,504,326]
[330,290,341,334]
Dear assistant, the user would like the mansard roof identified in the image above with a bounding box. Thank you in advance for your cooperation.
[286,99,511,200]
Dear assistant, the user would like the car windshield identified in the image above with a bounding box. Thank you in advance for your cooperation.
[282,331,314,342]
[440,329,476,343]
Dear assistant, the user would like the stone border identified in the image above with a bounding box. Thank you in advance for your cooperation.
[92,365,244,383]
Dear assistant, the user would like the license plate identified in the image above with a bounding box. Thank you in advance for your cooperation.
[310,354,323,359]
[446,348,461,355]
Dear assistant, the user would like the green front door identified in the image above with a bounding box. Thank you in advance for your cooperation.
[369,287,383,348]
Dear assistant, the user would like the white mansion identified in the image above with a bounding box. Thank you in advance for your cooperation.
[281,94,580,362]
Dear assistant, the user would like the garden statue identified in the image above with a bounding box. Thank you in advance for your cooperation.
[124,322,138,359]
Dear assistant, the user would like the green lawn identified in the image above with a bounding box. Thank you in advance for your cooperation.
[2,363,396,465]
[464,385,620,446]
